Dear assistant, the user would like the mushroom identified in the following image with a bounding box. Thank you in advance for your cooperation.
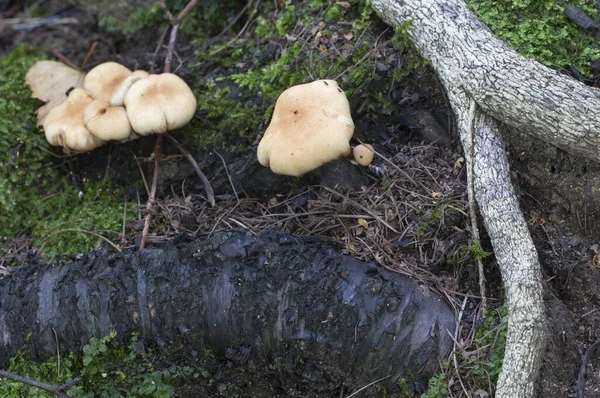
[43,88,105,152]
[352,144,375,166]
[256,79,355,177]
[84,62,149,106]
[124,73,197,135]
[83,99,134,141]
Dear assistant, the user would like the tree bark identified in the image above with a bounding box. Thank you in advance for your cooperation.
[369,0,567,396]
[0,231,455,393]
[372,0,600,161]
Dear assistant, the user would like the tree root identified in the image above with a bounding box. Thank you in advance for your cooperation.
[370,0,555,396]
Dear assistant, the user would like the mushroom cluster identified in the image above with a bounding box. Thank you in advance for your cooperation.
[257,79,375,177]
[26,61,197,153]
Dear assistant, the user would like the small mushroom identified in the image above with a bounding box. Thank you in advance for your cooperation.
[84,62,149,106]
[257,79,355,177]
[352,144,374,166]
[43,88,105,152]
[124,73,197,135]
[83,99,133,141]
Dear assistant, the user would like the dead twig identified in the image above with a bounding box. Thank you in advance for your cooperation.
[139,0,199,250]
[344,375,391,398]
[52,327,61,377]
[150,25,170,72]
[49,46,79,70]
[449,296,471,398]
[465,101,487,315]
[577,338,600,398]
[80,41,98,71]
[321,185,400,234]
[4,16,79,31]
[139,134,163,250]
[0,370,81,398]
[39,228,122,254]
[209,0,259,56]
[166,134,215,206]
[214,149,240,203]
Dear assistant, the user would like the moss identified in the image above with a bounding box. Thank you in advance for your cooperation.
[468,0,600,75]
[0,333,199,397]
[466,304,508,388]
[185,0,388,151]
[0,46,136,258]
[469,240,492,261]
[97,0,244,38]
[415,206,445,240]
[30,179,135,258]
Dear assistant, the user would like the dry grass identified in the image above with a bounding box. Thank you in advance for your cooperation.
[151,143,472,304]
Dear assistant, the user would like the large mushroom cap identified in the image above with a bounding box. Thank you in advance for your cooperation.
[43,88,105,152]
[83,99,133,141]
[124,73,197,135]
[84,62,148,106]
[256,79,354,177]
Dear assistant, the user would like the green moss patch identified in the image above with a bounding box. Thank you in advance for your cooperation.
[468,0,600,75]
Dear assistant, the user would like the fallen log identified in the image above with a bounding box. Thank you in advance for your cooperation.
[0,231,455,393]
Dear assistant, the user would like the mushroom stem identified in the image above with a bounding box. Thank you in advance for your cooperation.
[139,0,199,251]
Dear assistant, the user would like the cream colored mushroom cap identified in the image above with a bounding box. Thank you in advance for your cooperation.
[84,62,149,106]
[110,70,149,106]
[353,144,374,166]
[257,79,354,176]
[43,88,105,152]
[124,73,197,135]
[83,99,133,141]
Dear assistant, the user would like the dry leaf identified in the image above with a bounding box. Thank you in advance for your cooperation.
[358,218,369,229]
[454,156,464,169]
[348,241,357,252]
[25,60,85,126]
[335,1,351,8]
[431,191,442,198]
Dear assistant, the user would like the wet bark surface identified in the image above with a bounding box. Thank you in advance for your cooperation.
[0,230,455,391]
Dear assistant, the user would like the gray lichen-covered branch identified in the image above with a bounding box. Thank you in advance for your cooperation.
[370,0,558,396]
[372,0,600,161]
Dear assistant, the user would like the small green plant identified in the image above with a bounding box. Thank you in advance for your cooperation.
[275,0,298,36]
[464,304,508,392]
[376,382,388,397]
[420,372,448,398]
[0,333,202,398]
[469,240,492,261]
